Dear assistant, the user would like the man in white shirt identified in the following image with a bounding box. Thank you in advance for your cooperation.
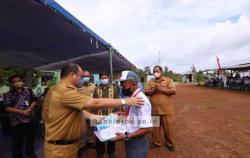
[114,71,152,158]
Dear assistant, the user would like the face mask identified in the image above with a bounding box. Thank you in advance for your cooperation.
[13,81,24,89]
[100,79,109,85]
[81,77,90,83]
[122,88,132,96]
[76,79,83,88]
[154,72,161,78]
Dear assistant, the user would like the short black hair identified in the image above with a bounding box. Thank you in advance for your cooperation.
[9,74,23,83]
[99,72,108,79]
[153,65,163,72]
[60,63,80,78]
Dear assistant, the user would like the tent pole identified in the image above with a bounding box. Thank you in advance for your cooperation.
[109,47,114,83]
[26,70,32,88]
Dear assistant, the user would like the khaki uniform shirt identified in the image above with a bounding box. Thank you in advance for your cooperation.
[43,80,91,141]
[93,84,119,115]
[78,83,96,97]
[146,76,176,115]
[78,83,96,131]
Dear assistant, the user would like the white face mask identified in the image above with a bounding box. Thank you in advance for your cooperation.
[100,79,109,85]
[154,72,161,78]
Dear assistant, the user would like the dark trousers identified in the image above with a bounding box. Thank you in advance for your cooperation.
[96,138,115,156]
[125,135,149,158]
[12,122,36,158]
[0,114,12,136]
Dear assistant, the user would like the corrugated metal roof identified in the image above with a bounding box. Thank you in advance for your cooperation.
[203,57,250,71]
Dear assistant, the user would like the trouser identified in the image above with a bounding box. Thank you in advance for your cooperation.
[96,138,115,156]
[125,135,149,158]
[12,122,36,158]
[152,114,176,146]
[0,114,12,136]
[44,141,80,158]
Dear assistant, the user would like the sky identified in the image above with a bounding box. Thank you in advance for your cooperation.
[56,0,250,73]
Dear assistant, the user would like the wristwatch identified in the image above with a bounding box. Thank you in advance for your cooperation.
[121,99,126,105]
[125,132,129,141]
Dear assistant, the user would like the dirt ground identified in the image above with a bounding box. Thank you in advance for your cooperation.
[83,84,250,158]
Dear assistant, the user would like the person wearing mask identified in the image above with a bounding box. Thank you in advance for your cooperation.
[77,70,97,155]
[93,72,119,158]
[42,63,144,158]
[114,71,152,158]
[78,70,96,97]
[4,75,37,158]
[145,65,177,152]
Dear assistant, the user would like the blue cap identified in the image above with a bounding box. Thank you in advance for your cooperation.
[117,71,139,82]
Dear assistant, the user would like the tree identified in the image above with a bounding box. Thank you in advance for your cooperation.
[191,64,197,73]
[137,70,147,79]
[196,70,205,83]
[46,73,58,87]
[0,67,41,87]
[136,69,147,83]
[0,69,4,86]
[164,66,169,73]
[163,66,182,82]
[144,66,151,75]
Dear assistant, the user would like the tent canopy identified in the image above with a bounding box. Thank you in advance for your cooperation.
[0,0,136,73]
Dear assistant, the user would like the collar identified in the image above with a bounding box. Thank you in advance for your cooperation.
[131,88,141,97]
[60,79,76,89]
[99,84,110,88]
[11,87,25,93]
[83,82,92,87]
[154,76,164,82]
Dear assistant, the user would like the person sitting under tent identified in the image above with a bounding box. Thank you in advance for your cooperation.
[243,76,250,91]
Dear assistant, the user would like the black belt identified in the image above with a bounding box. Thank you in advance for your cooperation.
[48,140,77,145]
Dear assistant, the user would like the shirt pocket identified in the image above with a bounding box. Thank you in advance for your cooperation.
[160,82,169,88]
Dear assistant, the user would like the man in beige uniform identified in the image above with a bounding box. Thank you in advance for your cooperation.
[78,70,96,156]
[145,65,176,152]
[42,63,144,158]
[78,70,96,97]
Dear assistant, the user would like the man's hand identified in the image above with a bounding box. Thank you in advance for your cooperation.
[113,132,125,141]
[22,109,32,117]
[155,83,162,92]
[149,88,155,93]
[125,97,144,107]
[155,84,176,96]
[145,87,155,96]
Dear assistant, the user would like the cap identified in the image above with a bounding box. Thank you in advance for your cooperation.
[117,71,139,82]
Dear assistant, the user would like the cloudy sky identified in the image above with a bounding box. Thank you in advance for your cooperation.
[56,0,250,73]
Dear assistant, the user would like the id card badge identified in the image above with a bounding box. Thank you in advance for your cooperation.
[25,100,29,106]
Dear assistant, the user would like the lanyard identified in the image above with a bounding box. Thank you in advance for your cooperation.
[126,89,141,116]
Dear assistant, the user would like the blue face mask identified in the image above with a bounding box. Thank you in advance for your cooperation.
[81,77,90,83]
[100,79,109,85]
